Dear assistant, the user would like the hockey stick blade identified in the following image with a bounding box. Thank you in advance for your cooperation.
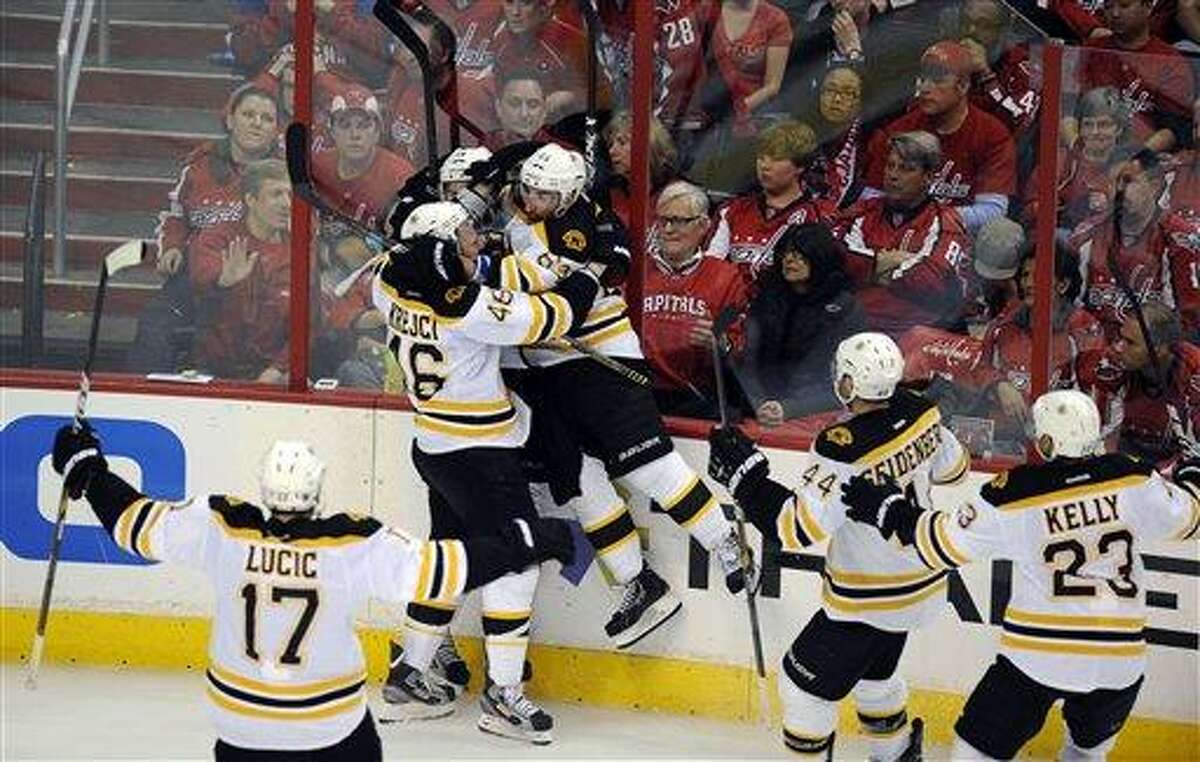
[103,240,146,276]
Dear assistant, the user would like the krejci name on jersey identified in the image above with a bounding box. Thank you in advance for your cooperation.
[389,303,440,341]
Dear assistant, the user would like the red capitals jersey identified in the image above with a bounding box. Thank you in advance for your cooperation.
[973,45,1040,137]
[188,221,291,379]
[708,191,836,276]
[1080,36,1195,146]
[384,71,453,168]
[973,304,1106,395]
[835,197,972,337]
[710,1,792,104]
[1050,0,1182,42]
[1161,209,1200,335]
[311,146,414,239]
[1070,213,1185,336]
[1168,152,1200,216]
[809,120,865,208]
[657,0,716,125]
[1023,146,1117,230]
[641,254,751,395]
[1078,341,1200,465]
[157,143,253,257]
[866,104,1017,203]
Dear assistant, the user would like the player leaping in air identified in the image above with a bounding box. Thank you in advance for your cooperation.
[49,428,577,762]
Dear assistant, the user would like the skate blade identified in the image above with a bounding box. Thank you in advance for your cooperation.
[477,712,553,745]
[376,700,456,723]
[613,594,683,650]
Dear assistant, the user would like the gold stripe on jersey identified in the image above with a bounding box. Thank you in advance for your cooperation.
[415,412,517,438]
[415,542,435,602]
[583,300,627,327]
[1005,608,1145,631]
[134,501,172,559]
[375,281,466,325]
[435,540,466,602]
[913,512,970,571]
[854,407,941,467]
[210,512,373,549]
[206,685,363,721]
[932,445,970,485]
[419,396,513,414]
[414,395,518,438]
[778,494,829,550]
[520,293,549,344]
[996,474,1149,512]
[822,564,948,613]
[113,498,152,556]
[208,665,367,698]
[1174,489,1200,540]
[575,318,634,350]
[519,257,546,291]
[542,292,573,336]
[1000,633,1146,658]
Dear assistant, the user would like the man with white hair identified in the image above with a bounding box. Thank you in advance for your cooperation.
[49,426,578,761]
[841,389,1200,760]
[707,331,969,760]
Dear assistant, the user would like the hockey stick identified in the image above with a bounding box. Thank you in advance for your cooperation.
[26,239,146,690]
[574,0,601,177]
[709,305,770,726]
[371,0,439,160]
[372,0,487,144]
[1107,176,1200,459]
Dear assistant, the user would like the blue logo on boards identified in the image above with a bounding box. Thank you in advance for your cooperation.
[1,416,185,565]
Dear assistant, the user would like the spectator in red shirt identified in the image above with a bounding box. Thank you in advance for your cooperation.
[1026,86,1136,230]
[228,0,381,82]
[1168,97,1200,214]
[708,120,837,275]
[156,84,279,278]
[958,0,1042,139]
[711,0,793,135]
[642,180,752,417]
[838,130,974,338]
[1070,149,1197,337]
[382,12,453,168]
[485,67,552,149]
[864,41,1017,236]
[312,86,416,238]
[734,222,866,426]
[603,111,680,229]
[189,159,293,383]
[1070,0,1195,152]
[1078,300,1200,465]
[655,0,718,131]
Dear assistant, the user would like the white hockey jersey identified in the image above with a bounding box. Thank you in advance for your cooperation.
[907,453,1200,692]
[108,494,466,750]
[500,204,643,367]
[774,389,970,631]
[373,268,587,454]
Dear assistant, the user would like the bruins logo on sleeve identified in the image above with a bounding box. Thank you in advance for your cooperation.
[826,426,854,447]
[562,229,587,252]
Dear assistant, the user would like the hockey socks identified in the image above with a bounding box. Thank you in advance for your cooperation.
[572,457,643,586]
[620,453,730,551]
[480,566,538,687]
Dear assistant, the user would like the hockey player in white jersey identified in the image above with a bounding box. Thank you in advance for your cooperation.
[497,143,753,650]
[372,204,610,742]
[49,426,577,761]
[841,389,1200,761]
[707,332,970,760]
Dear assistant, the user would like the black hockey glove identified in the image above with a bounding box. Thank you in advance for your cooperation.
[52,421,108,500]
[1172,458,1200,497]
[592,216,632,288]
[841,474,921,545]
[708,426,769,503]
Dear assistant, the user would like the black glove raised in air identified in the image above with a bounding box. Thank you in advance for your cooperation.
[52,421,108,500]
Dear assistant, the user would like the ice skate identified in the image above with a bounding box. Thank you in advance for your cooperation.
[379,643,456,722]
[478,679,553,745]
[605,564,682,649]
[429,636,470,696]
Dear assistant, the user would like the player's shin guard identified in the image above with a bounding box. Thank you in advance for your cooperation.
[401,601,454,671]
[780,670,837,758]
[573,458,643,585]
[854,676,914,761]
[481,566,539,687]
[1060,731,1119,761]
[619,453,729,550]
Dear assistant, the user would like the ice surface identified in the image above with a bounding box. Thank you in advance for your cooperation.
[1,665,952,760]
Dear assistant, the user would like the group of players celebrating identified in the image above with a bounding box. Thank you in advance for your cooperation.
[50,132,1200,761]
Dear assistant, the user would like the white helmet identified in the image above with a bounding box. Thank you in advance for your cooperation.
[260,440,326,516]
[519,143,587,216]
[1032,390,1102,459]
[400,201,471,242]
[832,332,904,405]
[439,146,493,199]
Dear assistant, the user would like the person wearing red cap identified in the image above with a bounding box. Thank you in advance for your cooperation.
[312,86,416,238]
[863,40,1017,236]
